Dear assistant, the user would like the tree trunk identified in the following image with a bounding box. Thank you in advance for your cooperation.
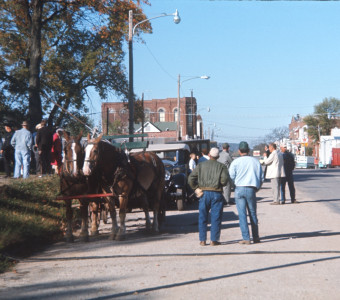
[28,0,43,128]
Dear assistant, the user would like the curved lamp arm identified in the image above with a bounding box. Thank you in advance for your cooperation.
[133,9,180,36]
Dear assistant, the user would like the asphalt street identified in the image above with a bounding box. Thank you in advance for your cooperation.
[0,169,340,299]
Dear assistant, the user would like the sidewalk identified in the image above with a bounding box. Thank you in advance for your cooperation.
[0,180,340,299]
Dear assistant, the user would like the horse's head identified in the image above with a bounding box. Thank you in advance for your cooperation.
[63,131,84,176]
[83,133,103,176]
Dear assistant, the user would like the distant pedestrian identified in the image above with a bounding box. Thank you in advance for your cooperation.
[10,121,33,179]
[32,123,42,175]
[218,142,233,206]
[280,144,298,204]
[229,141,263,244]
[262,143,285,205]
[263,144,270,179]
[188,147,230,246]
[197,148,209,164]
[0,123,15,178]
[36,119,53,177]
[188,152,197,172]
[51,128,64,175]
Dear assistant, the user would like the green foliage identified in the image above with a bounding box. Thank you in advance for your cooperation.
[0,176,65,273]
[108,120,124,135]
[0,0,151,128]
[303,97,340,142]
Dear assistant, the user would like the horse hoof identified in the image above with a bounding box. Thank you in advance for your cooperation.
[90,230,99,236]
[109,233,116,240]
[79,235,89,242]
[115,235,125,241]
[65,235,74,243]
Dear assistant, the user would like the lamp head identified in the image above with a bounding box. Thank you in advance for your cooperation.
[200,75,210,80]
[173,9,181,24]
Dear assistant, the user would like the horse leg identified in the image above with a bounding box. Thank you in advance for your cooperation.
[107,197,118,240]
[141,194,152,231]
[116,194,128,241]
[65,199,74,242]
[78,198,89,242]
[152,192,162,233]
[90,201,99,236]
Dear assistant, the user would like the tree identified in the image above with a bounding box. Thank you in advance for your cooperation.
[303,97,340,142]
[264,126,289,143]
[0,0,151,128]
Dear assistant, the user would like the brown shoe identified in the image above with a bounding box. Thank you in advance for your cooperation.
[210,241,221,246]
[239,240,251,245]
[200,241,207,246]
[291,200,299,204]
[253,238,261,244]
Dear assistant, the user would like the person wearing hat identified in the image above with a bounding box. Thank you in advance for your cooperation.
[35,119,53,177]
[10,121,33,179]
[229,141,264,244]
[51,128,64,175]
[188,147,230,246]
[218,142,233,206]
[0,123,15,178]
[280,144,297,204]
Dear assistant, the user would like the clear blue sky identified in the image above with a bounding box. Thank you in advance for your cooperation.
[89,0,340,145]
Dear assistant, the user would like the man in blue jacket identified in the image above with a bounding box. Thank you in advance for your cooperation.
[11,121,33,179]
[229,141,263,245]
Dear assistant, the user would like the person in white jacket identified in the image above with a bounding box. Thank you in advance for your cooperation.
[262,143,285,205]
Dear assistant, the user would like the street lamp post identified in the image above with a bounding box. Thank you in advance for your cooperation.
[177,75,210,141]
[128,9,180,142]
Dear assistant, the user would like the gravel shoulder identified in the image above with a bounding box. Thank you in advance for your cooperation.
[1,180,340,300]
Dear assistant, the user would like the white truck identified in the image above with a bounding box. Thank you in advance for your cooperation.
[319,135,340,168]
[295,155,314,169]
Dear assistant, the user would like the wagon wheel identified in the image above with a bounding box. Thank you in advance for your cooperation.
[176,188,185,211]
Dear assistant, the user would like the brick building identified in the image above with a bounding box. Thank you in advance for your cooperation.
[101,97,203,140]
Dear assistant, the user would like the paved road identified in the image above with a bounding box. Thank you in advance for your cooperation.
[294,168,340,214]
[1,169,340,299]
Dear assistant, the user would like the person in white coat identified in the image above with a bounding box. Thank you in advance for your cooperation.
[262,143,285,205]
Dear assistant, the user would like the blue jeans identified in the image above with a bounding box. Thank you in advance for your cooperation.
[14,150,31,178]
[235,186,259,241]
[280,174,296,202]
[198,191,224,242]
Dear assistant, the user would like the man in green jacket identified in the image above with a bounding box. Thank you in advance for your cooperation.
[188,147,230,246]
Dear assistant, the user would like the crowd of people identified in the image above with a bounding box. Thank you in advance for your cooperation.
[188,140,297,246]
[0,120,64,179]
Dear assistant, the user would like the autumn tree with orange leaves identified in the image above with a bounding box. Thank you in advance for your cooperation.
[0,0,151,129]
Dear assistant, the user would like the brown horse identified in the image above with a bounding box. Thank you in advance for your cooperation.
[83,134,165,240]
[60,131,89,242]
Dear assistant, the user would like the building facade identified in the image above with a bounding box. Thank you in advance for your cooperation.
[101,97,202,140]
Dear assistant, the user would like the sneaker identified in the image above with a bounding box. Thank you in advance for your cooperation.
[280,201,285,205]
[239,240,251,245]
[200,241,207,246]
[210,241,221,246]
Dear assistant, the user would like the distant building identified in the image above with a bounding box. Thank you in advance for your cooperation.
[101,97,204,141]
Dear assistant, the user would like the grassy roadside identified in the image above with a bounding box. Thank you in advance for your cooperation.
[0,176,65,273]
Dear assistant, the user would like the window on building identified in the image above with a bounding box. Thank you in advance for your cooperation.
[144,108,150,122]
[187,107,192,123]
[119,108,127,115]
[173,108,178,122]
[158,108,165,122]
